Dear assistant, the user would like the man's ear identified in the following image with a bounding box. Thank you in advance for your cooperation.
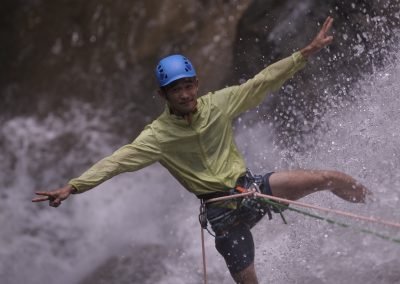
[158,89,167,100]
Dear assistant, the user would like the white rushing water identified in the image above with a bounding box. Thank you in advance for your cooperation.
[240,49,400,283]
[1,45,400,284]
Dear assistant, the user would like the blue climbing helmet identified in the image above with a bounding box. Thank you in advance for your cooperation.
[155,54,196,87]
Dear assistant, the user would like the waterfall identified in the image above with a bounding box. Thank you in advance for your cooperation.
[1,2,399,283]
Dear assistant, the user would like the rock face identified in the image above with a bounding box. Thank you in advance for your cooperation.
[0,0,251,136]
[1,1,398,138]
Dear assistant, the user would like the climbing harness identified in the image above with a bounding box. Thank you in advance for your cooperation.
[198,170,287,239]
[197,170,286,284]
[199,199,215,237]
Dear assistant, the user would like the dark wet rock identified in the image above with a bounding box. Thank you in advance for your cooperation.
[0,0,251,137]
[1,1,399,143]
[1,1,399,147]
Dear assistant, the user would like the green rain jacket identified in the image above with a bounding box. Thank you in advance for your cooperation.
[69,52,306,196]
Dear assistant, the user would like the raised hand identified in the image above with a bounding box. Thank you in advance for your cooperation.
[301,16,334,58]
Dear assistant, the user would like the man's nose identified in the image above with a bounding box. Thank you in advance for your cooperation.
[180,89,191,99]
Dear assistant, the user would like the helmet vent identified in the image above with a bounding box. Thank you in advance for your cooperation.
[157,65,167,80]
[184,64,192,72]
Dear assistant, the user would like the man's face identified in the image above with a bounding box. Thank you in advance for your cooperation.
[160,78,199,116]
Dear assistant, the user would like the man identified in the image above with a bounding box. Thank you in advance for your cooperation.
[33,17,369,283]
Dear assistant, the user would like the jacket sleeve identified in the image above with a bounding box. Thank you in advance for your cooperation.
[212,51,307,118]
[68,126,161,193]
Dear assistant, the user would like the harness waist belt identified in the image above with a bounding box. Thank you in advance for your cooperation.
[197,175,248,200]
[197,190,232,200]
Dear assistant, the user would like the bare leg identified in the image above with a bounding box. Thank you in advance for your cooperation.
[269,170,370,203]
[232,262,259,284]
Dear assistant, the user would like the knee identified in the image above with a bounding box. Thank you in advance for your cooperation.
[232,262,258,284]
[318,170,350,186]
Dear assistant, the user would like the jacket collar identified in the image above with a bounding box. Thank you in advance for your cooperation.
[164,98,203,126]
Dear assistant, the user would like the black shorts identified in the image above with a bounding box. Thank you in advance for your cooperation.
[206,172,277,274]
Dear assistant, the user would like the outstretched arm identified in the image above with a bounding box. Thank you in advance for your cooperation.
[212,16,334,118]
[300,16,334,58]
[32,126,161,208]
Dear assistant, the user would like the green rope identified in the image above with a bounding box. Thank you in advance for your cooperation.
[256,197,400,244]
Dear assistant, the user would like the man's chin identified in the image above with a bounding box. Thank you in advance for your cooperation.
[171,103,197,116]
[182,104,197,113]
[181,109,194,115]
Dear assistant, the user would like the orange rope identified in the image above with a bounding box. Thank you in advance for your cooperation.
[205,191,400,229]
[200,226,208,284]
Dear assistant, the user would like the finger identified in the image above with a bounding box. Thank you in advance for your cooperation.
[321,16,332,29]
[323,17,333,33]
[35,191,53,197]
[32,196,50,202]
[36,192,58,202]
[321,36,334,47]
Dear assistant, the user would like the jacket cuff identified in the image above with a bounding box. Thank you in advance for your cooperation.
[292,51,307,65]
[68,181,83,194]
